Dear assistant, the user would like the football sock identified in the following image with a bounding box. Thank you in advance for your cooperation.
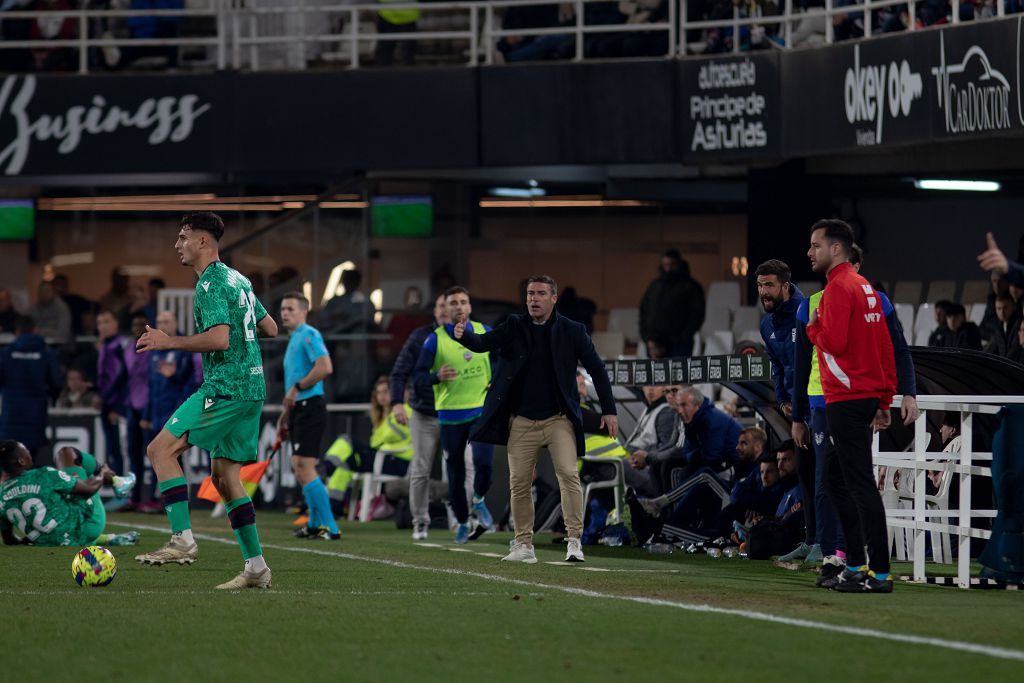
[873,571,890,581]
[245,555,269,572]
[175,529,195,545]
[302,481,320,528]
[848,564,868,573]
[226,496,263,560]
[159,477,192,534]
[472,493,484,505]
[305,479,338,534]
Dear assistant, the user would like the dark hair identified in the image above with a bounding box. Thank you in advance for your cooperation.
[935,299,954,313]
[662,249,683,262]
[340,269,362,291]
[14,315,35,334]
[996,293,1017,305]
[850,243,864,267]
[181,212,224,242]
[52,274,68,285]
[941,411,960,432]
[754,259,791,283]
[149,278,166,289]
[526,275,558,296]
[444,286,470,300]
[810,219,855,256]
[96,309,117,320]
[282,291,310,309]
[947,303,967,317]
[0,440,21,474]
[776,439,797,454]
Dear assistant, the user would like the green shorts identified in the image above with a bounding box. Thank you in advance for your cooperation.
[166,393,263,463]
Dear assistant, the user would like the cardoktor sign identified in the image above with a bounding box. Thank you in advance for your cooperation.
[680,53,781,162]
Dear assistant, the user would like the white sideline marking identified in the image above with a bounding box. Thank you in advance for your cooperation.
[113,523,1024,662]
[413,543,444,548]
[0,589,545,598]
[476,552,504,558]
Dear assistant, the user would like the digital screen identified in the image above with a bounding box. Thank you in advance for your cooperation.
[0,199,35,240]
[370,195,433,237]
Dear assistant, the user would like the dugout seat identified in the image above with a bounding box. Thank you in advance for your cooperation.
[892,281,923,305]
[894,303,915,344]
[592,331,625,359]
[925,280,956,304]
[730,306,761,340]
[707,281,741,313]
[960,280,990,305]
[914,303,937,345]
[607,308,640,345]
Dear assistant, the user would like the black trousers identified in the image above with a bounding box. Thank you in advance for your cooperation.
[823,398,890,574]
[797,445,816,545]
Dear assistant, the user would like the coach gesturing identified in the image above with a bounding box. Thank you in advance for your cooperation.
[805,220,897,593]
[452,275,618,564]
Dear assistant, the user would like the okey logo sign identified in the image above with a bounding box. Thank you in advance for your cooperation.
[844,44,924,146]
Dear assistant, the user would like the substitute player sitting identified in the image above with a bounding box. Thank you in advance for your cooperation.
[134,212,279,590]
[1,440,138,547]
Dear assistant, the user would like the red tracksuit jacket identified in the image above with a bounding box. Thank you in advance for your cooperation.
[806,262,897,410]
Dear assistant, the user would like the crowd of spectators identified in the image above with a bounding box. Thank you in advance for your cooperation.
[925,271,1024,363]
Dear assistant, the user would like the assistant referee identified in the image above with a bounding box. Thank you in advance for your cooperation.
[278,292,336,540]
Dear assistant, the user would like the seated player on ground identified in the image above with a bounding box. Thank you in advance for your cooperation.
[0,440,139,547]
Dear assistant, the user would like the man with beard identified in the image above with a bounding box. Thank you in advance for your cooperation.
[803,219,897,593]
[754,259,818,563]
[639,249,705,357]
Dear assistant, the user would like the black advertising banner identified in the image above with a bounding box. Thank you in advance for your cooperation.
[0,73,228,178]
[602,354,773,386]
[781,31,931,154]
[680,52,781,162]
[926,17,1024,142]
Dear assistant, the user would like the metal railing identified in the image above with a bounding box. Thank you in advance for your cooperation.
[874,395,1024,589]
[0,0,1018,73]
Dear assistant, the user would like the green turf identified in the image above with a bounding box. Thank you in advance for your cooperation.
[2,511,1022,682]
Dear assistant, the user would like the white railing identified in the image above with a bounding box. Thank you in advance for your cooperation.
[0,0,1018,73]
[874,395,1024,589]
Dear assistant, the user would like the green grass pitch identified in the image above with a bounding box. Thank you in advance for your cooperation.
[2,511,1022,682]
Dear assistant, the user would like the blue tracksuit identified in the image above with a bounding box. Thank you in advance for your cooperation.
[759,282,805,410]
[681,398,742,471]
[143,349,194,434]
[0,333,61,452]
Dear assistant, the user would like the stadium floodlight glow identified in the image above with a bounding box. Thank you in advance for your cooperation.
[488,186,547,198]
[914,179,1001,192]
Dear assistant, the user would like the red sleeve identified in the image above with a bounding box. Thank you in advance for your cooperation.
[806,283,851,357]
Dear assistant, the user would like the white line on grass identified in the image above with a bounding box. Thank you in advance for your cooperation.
[113,522,1024,663]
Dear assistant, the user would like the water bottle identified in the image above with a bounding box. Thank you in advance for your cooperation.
[722,546,739,558]
[644,542,673,555]
[600,535,624,547]
[706,547,723,558]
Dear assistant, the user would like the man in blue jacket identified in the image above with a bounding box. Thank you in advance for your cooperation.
[0,317,61,458]
[389,293,449,541]
[755,258,816,562]
[452,275,617,564]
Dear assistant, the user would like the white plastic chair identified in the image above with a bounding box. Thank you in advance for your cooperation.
[607,308,640,345]
[700,307,731,338]
[968,303,986,326]
[707,281,741,313]
[357,449,408,522]
[702,330,734,356]
[925,281,956,304]
[960,281,990,305]
[592,331,625,359]
[582,456,625,526]
[894,303,915,344]
[730,306,761,339]
[914,303,936,343]
[892,281,923,305]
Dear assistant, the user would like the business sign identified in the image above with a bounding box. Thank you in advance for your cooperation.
[602,354,773,386]
[680,53,781,162]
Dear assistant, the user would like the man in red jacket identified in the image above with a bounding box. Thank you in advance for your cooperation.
[805,219,897,593]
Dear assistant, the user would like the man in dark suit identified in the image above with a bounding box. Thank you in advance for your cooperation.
[453,275,618,564]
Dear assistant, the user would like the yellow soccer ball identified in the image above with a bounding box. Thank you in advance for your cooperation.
[72,546,117,587]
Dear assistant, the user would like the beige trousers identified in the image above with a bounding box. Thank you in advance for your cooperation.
[508,415,582,546]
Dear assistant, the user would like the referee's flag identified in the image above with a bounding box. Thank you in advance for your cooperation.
[196,438,282,503]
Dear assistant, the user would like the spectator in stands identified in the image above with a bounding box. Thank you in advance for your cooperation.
[129,278,163,327]
[674,385,741,478]
[928,300,955,348]
[946,303,983,351]
[375,0,419,66]
[639,249,705,357]
[29,280,71,343]
[497,1,563,62]
[979,273,1009,343]
[588,0,670,58]
[623,384,679,497]
[99,268,132,330]
[987,294,1021,358]
[1010,322,1024,364]
[52,274,98,337]
[322,269,373,334]
[30,0,79,72]
[96,309,130,475]
[0,316,61,458]
[555,287,598,333]
[124,313,152,510]
[747,441,805,559]
[0,288,19,333]
[122,0,184,69]
[56,367,98,409]
[382,286,431,363]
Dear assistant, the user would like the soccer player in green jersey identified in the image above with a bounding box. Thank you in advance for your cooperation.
[134,212,279,590]
[1,440,139,547]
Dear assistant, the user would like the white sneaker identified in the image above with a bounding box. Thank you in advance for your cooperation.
[501,542,538,564]
[412,522,428,541]
[565,538,585,563]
